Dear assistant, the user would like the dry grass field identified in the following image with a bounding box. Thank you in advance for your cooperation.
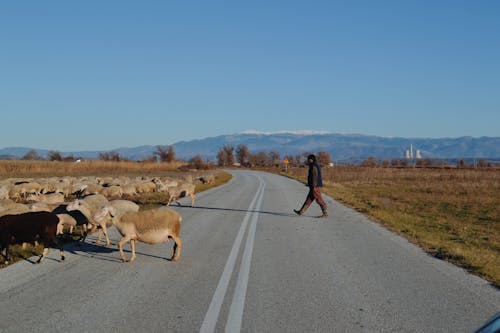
[0,160,232,267]
[0,159,186,178]
[282,166,500,287]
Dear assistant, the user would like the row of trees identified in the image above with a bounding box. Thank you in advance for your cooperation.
[216,144,333,167]
[17,147,495,169]
[19,145,177,163]
[361,157,493,168]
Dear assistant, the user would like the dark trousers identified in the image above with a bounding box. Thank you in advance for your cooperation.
[304,186,326,207]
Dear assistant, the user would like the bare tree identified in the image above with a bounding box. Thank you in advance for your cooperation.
[217,146,236,167]
[316,151,332,166]
[268,151,281,166]
[99,152,121,161]
[48,151,63,161]
[295,154,303,166]
[361,157,378,167]
[21,149,42,160]
[236,144,249,166]
[217,148,228,166]
[190,155,208,170]
[155,145,175,162]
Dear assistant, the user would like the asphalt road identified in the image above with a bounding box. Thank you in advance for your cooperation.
[0,170,498,333]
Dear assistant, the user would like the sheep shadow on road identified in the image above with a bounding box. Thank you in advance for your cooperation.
[63,237,177,263]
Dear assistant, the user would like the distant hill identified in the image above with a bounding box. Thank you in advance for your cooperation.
[1,132,499,162]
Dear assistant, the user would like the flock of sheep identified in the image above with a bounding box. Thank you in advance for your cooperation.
[0,173,216,265]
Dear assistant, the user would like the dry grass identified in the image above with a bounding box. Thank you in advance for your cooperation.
[0,160,186,179]
[282,166,500,287]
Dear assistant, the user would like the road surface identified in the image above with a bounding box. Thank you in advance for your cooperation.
[0,170,498,332]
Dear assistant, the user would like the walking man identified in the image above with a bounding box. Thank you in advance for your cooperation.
[294,154,328,218]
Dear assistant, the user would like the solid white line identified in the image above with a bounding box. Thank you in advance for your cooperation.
[199,177,264,333]
[225,182,265,333]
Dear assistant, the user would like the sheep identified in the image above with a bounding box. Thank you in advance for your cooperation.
[167,183,196,207]
[9,182,42,201]
[100,186,123,199]
[120,184,137,197]
[26,193,65,204]
[0,198,17,211]
[82,184,102,196]
[134,181,156,194]
[0,211,65,264]
[199,174,215,185]
[154,178,178,193]
[65,195,108,243]
[0,203,30,217]
[29,203,78,236]
[80,194,109,210]
[108,208,182,263]
[55,214,77,235]
[0,187,9,200]
[91,200,139,246]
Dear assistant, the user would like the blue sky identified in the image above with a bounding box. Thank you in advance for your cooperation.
[1,1,499,151]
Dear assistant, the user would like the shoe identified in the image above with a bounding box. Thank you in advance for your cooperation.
[293,209,302,216]
[317,206,328,218]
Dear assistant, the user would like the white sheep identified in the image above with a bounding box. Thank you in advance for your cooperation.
[91,200,139,246]
[9,182,42,201]
[82,184,102,196]
[100,186,123,199]
[26,193,65,204]
[66,194,108,243]
[134,181,156,194]
[120,184,137,196]
[0,202,30,217]
[198,174,215,184]
[167,183,196,207]
[0,187,9,200]
[107,208,182,263]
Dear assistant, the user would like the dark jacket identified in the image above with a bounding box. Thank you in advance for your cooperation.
[307,160,323,187]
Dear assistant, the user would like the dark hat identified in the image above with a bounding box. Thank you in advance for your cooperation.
[307,154,316,161]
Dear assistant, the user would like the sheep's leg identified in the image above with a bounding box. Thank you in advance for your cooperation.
[129,239,136,262]
[118,236,132,262]
[100,224,111,247]
[56,222,64,235]
[96,228,103,244]
[78,224,88,244]
[2,247,10,264]
[191,193,196,207]
[52,234,65,262]
[36,247,49,264]
[170,235,182,261]
[69,226,74,234]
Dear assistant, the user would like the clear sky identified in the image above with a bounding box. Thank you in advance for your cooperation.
[1,1,499,151]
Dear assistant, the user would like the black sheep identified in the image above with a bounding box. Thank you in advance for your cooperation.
[0,211,65,264]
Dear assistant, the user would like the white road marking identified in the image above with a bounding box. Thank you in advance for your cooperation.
[199,176,265,333]
[225,181,265,332]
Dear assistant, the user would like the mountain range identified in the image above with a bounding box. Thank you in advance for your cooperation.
[1,131,499,163]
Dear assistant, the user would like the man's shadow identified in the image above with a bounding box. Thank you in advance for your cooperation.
[173,203,296,217]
